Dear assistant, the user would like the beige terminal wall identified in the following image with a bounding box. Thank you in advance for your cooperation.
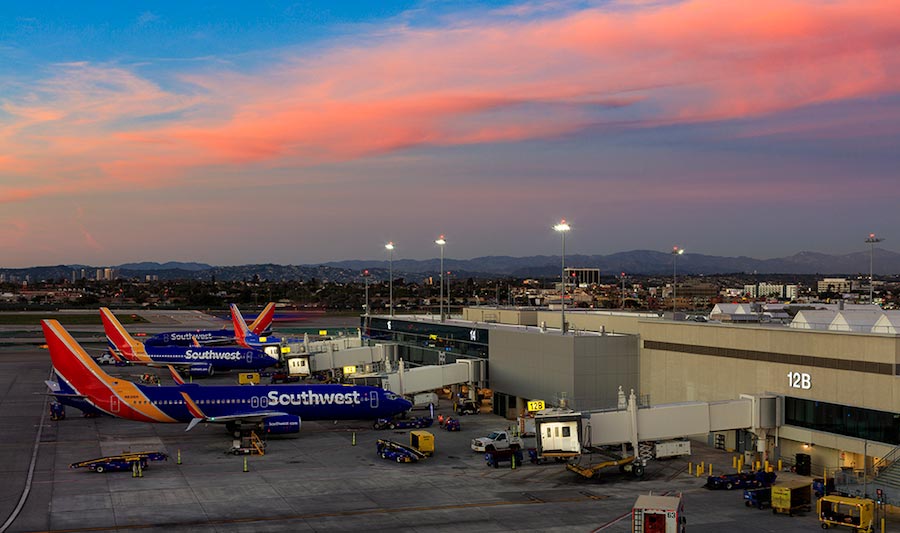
[638,321,900,413]
[518,310,899,414]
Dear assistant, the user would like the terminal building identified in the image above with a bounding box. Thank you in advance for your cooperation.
[363,306,900,483]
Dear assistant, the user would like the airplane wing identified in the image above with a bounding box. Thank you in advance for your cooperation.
[179,390,290,431]
[185,410,291,432]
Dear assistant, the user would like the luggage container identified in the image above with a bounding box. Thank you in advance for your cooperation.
[631,493,686,533]
[771,481,812,516]
[743,486,771,509]
[818,494,875,532]
[410,430,434,456]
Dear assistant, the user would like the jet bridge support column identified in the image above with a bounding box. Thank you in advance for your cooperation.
[628,389,639,461]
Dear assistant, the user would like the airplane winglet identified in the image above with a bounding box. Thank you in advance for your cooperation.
[167,365,185,385]
[186,418,203,432]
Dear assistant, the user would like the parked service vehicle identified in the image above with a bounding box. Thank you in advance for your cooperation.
[743,487,772,509]
[705,470,776,490]
[653,439,691,459]
[376,439,427,463]
[471,430,523,452]
[373,416,434,430]
[484,448,524,468]
[771,481,812,516]
[70,452,168,474]
[818,494,875,532]
[454,398,479,415]
[632,493,686,533]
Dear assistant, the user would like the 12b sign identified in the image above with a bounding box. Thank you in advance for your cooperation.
[787,371,811,390]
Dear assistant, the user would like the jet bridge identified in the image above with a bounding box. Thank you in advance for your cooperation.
[348,358,480,397]
[536,388,781,473]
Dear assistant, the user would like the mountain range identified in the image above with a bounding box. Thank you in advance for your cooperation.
[3,249,899,283]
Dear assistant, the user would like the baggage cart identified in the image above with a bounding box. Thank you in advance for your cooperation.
[410,430,434,456]
[743,486,771,509]
[818,494,875,532]
[771,481,812,516]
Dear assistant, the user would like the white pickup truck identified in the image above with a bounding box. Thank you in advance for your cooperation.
[471,430,523,452]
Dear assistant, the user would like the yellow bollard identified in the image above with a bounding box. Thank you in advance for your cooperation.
[764,460,769,472]
[177,449,182,465]
[352,432,357,446]
[709,464,713,476]
[511,453,516,470]
[778,459,782,471]
[243,456,248,473]
[733,455,738,469]
[737,457,743,472]
[688,462,693,475]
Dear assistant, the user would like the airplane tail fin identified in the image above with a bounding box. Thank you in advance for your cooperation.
[100,308,149,361]
[42,320,177,423]
[42,320,120,403]
[230,304,252,347]
[249,302,276,335]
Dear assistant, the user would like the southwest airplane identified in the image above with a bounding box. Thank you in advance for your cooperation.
[43,319,412,432]
[143,302,276,347]
[230,303,290,349]
[101,307,277,376]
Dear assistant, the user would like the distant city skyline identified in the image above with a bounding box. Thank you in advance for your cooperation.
[1,1,899,268]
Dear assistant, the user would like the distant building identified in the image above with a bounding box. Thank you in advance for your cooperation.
[817,278,854,294]
[564,268,600,287]
[743,283,799,300]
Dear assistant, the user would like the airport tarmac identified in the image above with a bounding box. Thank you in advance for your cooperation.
[2,346,898,532]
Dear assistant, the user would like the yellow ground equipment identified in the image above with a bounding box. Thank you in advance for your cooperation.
[818,494,875,532]
[238,372,260,385]
[410,430,434,456]
[771,481,812,516]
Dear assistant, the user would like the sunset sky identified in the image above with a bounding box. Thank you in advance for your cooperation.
[2,0,899,267]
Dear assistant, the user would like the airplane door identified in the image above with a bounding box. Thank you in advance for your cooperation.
[370,391,379,410]
[246,352,253,364]
[110,395,120,413]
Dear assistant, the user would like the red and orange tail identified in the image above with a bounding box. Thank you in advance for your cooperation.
[249,302,276,335]
[100,307,149,362]
[42,320,176,423]
[230,303,251,348]
[43,320,116,403]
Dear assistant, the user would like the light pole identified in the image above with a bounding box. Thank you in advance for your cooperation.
[671,246,684,313]
[362,269,370,317]
[865,233,883,303]
[435,235,446,322]
[554,220,571,334]
[621,272,626,310]
[385,242,395,316]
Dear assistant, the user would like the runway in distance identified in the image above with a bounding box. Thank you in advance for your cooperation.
[101,307,278,376]
[43,319,412,432]
[143,302,276,347]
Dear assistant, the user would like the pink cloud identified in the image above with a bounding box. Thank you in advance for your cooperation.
[1,0,898,205]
